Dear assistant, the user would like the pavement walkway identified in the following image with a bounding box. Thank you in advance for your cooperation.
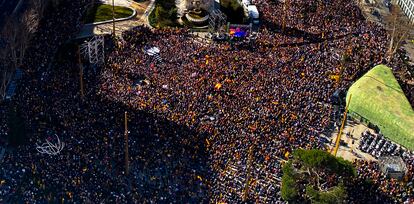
[77,0,155,38]
[326,120,377,162]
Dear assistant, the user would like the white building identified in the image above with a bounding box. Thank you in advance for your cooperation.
[396,0,414,23]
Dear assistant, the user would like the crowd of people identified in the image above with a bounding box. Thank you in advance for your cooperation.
[0,0,413,203]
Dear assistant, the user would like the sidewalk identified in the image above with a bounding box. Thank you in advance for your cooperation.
[77,0,155,38]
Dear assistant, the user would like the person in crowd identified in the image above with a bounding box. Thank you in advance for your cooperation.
[0,0,412,203]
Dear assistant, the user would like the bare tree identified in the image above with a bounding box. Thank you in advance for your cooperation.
[385,6,411,61]
[31,0,49,19]
[0,17,20,98]
[0,0,46,98]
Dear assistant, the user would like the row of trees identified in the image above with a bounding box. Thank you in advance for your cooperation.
[0,0,60,99]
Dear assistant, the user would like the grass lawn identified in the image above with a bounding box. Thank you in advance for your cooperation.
[84,4,134,24]
[347,64,414,150]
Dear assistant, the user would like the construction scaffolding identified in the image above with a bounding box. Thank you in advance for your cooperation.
[208,9,227,33]
[80,35,105,66]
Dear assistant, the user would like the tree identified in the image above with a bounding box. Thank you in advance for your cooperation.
[281,149,356,203]
[385,6,411,61]
[0,0,45,98]
[306,184,347,204]
[281,161,299,201]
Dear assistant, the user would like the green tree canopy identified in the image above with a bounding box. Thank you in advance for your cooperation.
[293,149,356,177]
[281,149,356,203]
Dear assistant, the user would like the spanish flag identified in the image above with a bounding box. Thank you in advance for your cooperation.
[330,74,340,82]
[215,83,222,90]
[285,151,290,158]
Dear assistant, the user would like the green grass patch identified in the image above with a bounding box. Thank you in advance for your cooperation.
[347,64,414,150]
[83,4,134,24]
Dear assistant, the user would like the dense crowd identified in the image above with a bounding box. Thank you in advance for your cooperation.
[0,0,413,203]
[352,158,414,203]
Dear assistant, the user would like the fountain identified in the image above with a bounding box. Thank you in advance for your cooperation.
[178,0,213,25]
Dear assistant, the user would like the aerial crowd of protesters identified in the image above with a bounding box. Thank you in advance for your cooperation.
[0,0,413,203]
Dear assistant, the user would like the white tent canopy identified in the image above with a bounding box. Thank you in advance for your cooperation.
[248,5,259,19]
[145,47,160,56]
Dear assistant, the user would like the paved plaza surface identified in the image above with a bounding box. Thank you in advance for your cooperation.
[327,121,377,162]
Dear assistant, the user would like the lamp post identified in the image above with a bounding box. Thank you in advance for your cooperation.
[112,0,116,36]
[124,111,129,176]
[77,45,84,98]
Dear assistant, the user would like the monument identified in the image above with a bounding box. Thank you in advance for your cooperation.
[177,0,214,25]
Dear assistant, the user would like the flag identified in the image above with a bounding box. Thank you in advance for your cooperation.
[330,74,340,82]
[285,151,290,158]
[215,83,222,90]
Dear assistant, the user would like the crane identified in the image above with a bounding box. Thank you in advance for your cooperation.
[331,94,352,156]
